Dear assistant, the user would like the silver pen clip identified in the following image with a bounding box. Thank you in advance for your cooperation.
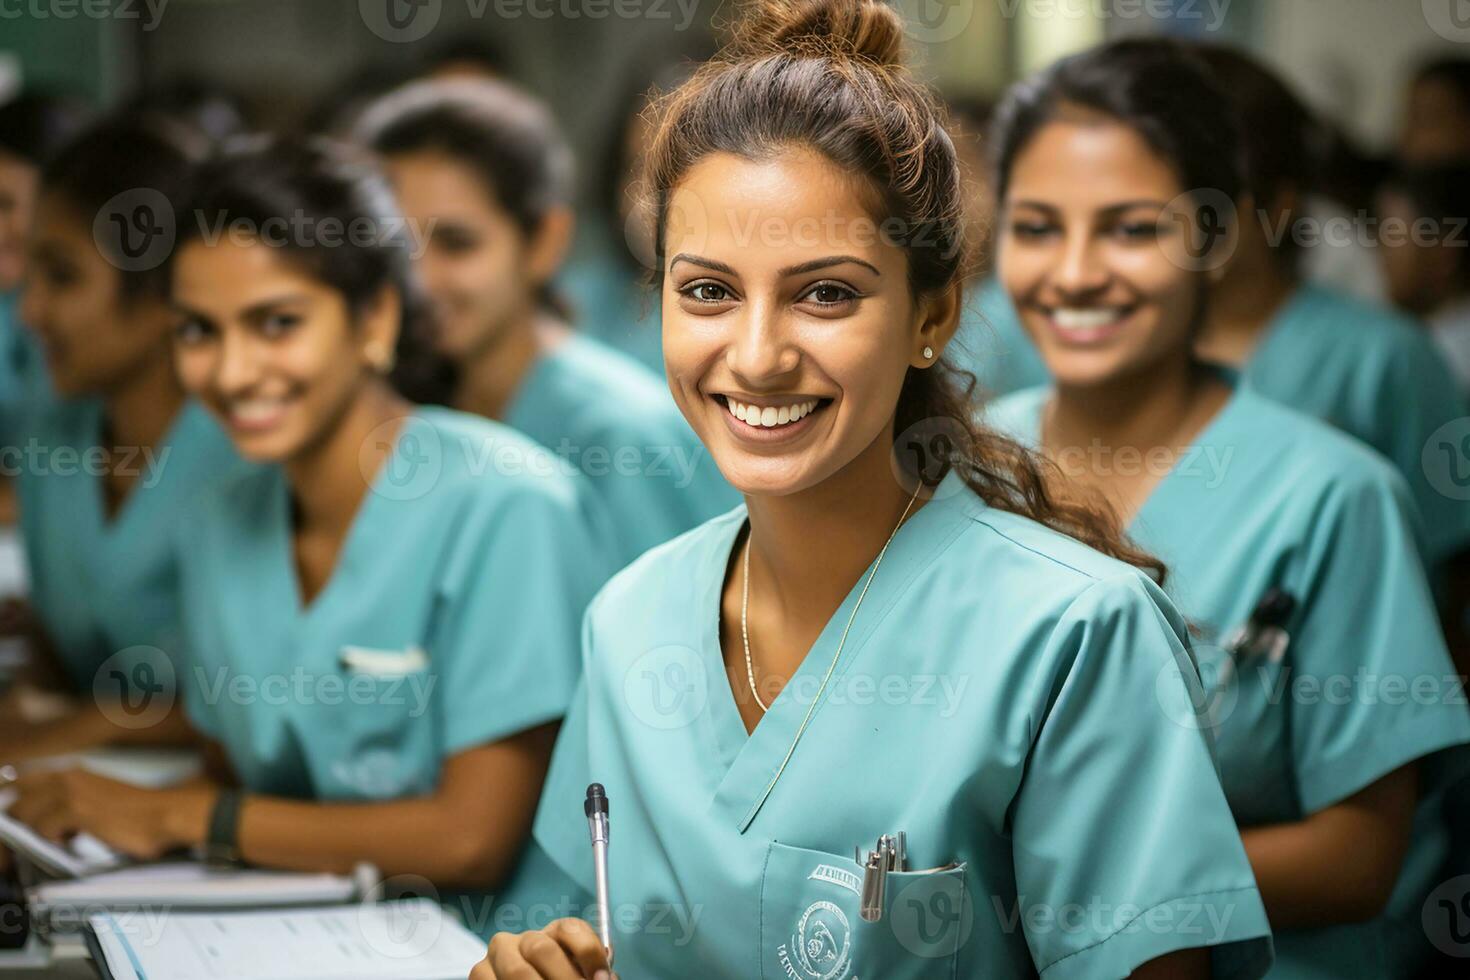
[859,833,906,923]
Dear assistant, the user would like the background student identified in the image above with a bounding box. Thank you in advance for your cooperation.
[357,78,737,567]
[9,137,608,919]
[983,39,1470,978]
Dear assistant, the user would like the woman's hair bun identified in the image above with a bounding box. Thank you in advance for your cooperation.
[733,0,906,67]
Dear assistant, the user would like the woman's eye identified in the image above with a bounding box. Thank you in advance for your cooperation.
[174,317,213,345]
[1112,221,1160,242]
[260,313,301,338]
[801,282,857,307]
[1010,221,1055,241]
[436,230,480,255]
[681,282,731,304]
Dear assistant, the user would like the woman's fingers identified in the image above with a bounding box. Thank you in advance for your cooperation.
[544,918,612,978]
[518,929,591,980]
[477,920,612,980]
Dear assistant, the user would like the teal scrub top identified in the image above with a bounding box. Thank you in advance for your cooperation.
[1243,283,1470,568]
[15,397,245,691]
[506,332,738,566]
[528,472,1274,979]
[988,382,1470,979]
[949,277,1050,398]
[557,224,665,373]
[178,406,609,802]
[0,289,52,429]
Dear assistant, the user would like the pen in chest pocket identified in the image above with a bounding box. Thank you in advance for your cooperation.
[1214,588,1297,691]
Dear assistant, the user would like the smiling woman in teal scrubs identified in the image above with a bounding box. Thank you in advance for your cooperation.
[982,40,1470,980]
[473,5,1274,978]
[357,78,737,567]
[10,137,607,908]
[0,112,250,761]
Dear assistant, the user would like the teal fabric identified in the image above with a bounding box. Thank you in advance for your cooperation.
[988,381,1470,979]
[506,332,738,567]
[1243,284,1470,568]
[948,277,1050,398]
[15,398,245,691]
[178,408,611,919]
[178,407,608,798]
[527,471,1274,978]
[557,233,664,373]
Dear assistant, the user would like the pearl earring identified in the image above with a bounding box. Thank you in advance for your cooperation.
[922,345,934,360]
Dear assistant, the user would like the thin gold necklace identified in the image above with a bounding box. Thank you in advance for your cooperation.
[740,482,924,713]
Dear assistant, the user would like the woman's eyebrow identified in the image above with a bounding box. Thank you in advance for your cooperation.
[667,253,882,278]
[779,255,881,277]
[668,253,737,276]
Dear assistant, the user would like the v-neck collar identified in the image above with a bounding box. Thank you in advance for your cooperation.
[698,471,975,833]
[1127,367,1244,535]
[1014,367,1243,534]
[274,408,424,619]
[82,398,195,537]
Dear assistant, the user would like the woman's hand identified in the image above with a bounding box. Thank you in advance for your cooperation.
[471,918,614,980]
[7,768,217,861]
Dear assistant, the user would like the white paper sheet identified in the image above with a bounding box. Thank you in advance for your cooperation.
[89,900,485,980]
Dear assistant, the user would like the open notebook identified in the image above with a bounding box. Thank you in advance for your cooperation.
[86,900,486,980]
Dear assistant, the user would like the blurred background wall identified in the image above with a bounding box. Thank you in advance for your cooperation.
[2,0,1465,252]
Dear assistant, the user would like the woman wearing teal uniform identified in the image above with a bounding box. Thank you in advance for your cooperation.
[0,94,88,415]
[357,78,737,567]
[474,5,1273,977]
[1189,46,1470,578]
[10,138,606,911]
[0,112,247,760]
[983,40,1470,979]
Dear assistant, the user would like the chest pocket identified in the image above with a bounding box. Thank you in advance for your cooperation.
[1194,642,1299,826]
[759,841,969,980]
[304,647,437,801]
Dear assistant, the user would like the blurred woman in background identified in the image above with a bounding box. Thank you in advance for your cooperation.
[357,77,736,567]
[984,39,1470,980]
[0,111,247,760]
[0,93,89,415]
[10,136,607,919]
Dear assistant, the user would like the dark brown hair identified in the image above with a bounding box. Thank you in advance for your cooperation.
[642,0,1163,579]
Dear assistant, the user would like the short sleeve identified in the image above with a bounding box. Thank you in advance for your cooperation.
[1288,470,1470,813]
[1012,574,1273,980]
[433,480,610,756]
[1372,327,1470,566]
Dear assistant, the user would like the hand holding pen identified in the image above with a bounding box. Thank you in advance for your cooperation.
[469,784,616,980]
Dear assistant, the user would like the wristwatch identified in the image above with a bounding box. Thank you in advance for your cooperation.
[205,788,245,869]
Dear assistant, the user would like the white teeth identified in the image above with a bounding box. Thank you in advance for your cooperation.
[724,398,820,428]
[1051,307,1125,331]
[229,399,289,423]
